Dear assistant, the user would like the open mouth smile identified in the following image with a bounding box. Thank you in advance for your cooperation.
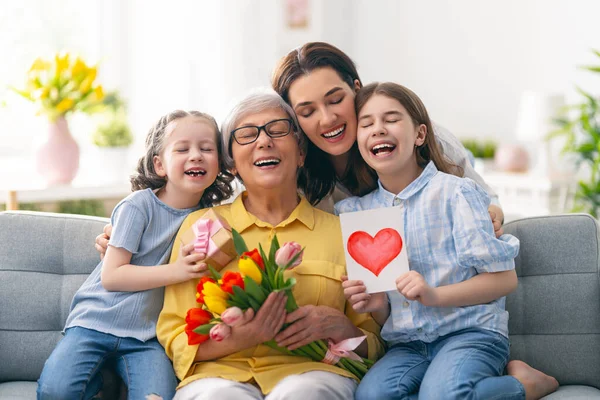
[253,158,281,168]
[185,168,207,177]
[371,143,397,157]
[321,124,346,141]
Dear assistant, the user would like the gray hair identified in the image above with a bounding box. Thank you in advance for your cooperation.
[220,89,306,170]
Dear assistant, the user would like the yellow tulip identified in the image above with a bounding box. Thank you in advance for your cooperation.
[204,295,228,315]
[71,57,88,78]
[29,57,51,73]
[238,257,262,284]
[79,68,97,93]
[203,281,228,299]
[92,85,104,101]
[55,98,75,113]
[54,52,70,75]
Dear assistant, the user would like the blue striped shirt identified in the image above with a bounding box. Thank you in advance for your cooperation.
[65,188,203,341]
[334,162,519,344]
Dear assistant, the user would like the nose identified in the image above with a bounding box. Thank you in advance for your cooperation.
[189,146,203,161]
[320,106,337,127]
[371,119,386,137]
[255,128,273,148]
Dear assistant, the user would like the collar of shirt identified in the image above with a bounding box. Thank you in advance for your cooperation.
[376,161,439,204]
[229,192,316,233]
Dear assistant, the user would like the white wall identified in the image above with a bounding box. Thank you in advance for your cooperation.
[353,0,600,142]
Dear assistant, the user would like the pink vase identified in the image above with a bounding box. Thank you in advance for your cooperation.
[36,116,80,184]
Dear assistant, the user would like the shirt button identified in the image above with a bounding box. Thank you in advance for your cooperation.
[403,301,409,308]
[393,198,401,206]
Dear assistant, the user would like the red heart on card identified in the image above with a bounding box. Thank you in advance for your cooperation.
[347,229,403,277]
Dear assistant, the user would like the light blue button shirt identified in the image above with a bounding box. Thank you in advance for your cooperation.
[65,188,203,341]
[335,162,519,345]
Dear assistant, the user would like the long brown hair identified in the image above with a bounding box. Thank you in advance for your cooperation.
[355,82,463,176]
[130,110,235,206]
[271,41,377,204]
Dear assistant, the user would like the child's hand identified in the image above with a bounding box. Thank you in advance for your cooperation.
[172,243,209,282]
[341,275,388,313]
[396,271,440,307]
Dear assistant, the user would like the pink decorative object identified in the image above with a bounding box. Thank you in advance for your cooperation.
[494,144,529,173]
[322,335,367,365]
[36,117,80,184]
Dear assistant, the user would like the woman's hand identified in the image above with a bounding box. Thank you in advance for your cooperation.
[171,243,208,283]
[396,271,440,307]
[238,292,288,347]
[341,275,388,313]
[275,304,361,351]
[95,223,112,259]
[488,205,504,238]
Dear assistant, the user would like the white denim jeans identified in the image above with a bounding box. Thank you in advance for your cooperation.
[174,370,356,400]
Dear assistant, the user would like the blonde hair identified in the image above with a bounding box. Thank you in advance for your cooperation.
[130,110,235,206]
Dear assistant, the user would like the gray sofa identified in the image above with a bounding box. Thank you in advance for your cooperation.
[0,211,599,399]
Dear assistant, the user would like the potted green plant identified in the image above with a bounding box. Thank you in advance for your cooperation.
[550,49,600,217]
[461,138,497,173]
[91,92,134,183]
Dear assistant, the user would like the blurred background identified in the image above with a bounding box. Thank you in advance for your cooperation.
[1,0,599,221]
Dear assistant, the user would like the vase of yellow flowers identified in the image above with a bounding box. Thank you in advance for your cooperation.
[12,51,105,184]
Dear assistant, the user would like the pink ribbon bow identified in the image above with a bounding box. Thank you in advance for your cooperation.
[322,335,367,365]
[191,218,223,256]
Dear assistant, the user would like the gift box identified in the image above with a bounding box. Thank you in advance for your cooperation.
[179,209,236,271]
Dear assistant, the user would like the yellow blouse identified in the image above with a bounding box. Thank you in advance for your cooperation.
[157,194,385,394]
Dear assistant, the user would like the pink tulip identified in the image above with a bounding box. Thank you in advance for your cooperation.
[221,307,244,327]
[209,323,232,342]
[275,242,304,269]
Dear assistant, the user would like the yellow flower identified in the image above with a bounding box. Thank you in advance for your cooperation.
[238,257,262,284]
[79,67,97,93]
[91,85,104,101]
[55,98,75,113]
[202,281,229,314]
[70,57,88,78]
[29,58,51,73]
[55,51,70,75]
[204,296,228,315]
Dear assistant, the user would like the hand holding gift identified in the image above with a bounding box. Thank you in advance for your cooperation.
[179,209,237,272]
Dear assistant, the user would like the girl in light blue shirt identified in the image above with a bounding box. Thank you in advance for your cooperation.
[337,83,558,400]
[37,110,234,400]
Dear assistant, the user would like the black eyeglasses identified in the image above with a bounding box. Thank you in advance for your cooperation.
[231,118,293,145]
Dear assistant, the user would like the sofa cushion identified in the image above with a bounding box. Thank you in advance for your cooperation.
[0,382,37,400]
[504,214,600,389]
[542,385,600,399]
[0,211,109,383]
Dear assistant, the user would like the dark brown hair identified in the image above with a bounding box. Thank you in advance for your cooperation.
[130,110,235,207]
[271,42,377,204]
[355,82,463,177]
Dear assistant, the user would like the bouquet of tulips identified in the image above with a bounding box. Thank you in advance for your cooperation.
[184,229,374,379]
[11,51,106,121]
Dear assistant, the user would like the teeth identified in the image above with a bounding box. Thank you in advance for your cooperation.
[372,144,395,151]
[254,158,280,166]
[322,126,344,138]
[185,169,206,176]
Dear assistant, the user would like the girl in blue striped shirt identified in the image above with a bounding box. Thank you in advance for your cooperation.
[338,83,558,400]
[37,110,234,400]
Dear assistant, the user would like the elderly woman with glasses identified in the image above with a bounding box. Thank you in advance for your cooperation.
[156,90,384,400]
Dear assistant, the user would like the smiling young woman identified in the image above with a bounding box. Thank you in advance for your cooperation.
[271,41,506,235]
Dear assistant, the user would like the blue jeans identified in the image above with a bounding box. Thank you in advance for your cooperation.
[37,327,177,400]
[356,328,525,400]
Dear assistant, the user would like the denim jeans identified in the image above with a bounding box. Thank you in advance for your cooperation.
[37,326,177,400]
[356,328,525,400]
